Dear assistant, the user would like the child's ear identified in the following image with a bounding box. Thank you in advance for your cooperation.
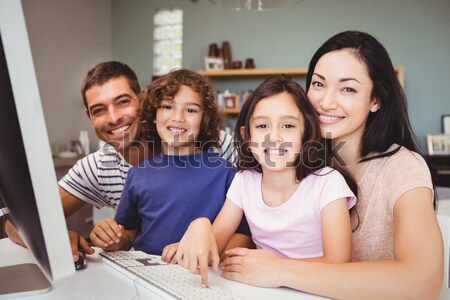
[370,97,381,113]
[240,126,246,140]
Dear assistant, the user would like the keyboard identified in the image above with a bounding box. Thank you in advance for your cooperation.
[100,250,245,300]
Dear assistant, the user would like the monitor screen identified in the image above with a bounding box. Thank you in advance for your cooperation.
[0,0,74,297]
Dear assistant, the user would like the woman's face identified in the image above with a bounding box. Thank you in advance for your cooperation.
[307,49,379,143]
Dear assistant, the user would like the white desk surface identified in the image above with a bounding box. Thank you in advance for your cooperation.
[0,238,328,300]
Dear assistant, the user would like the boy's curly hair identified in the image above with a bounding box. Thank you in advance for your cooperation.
[140,69,223,152]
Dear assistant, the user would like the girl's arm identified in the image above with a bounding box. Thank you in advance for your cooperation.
[222,188,443,300]
[302,197,352,263]
[89,217,136,251]
[174,199,244,286]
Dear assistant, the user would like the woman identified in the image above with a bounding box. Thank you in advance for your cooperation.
[220,31,443,300]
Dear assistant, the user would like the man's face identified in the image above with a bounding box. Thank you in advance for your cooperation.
[85,76,139,153]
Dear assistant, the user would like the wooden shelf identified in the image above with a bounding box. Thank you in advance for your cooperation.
[198,68,308,77]
[198,66,404,87]
[221,108,240,115]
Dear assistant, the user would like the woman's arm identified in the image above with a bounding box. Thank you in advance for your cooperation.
[222,188,443,300]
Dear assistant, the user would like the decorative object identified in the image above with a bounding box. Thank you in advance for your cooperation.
[427,133,450,155]
[232,60,242,69]
[209,0,303,11]
[204,57,224,71]
[442,115,450,134]
[221,41,232,69]
[208,43,219,57]
[223,90,239,109]
[244,58,255,69]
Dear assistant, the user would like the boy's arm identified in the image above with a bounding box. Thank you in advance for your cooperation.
[89,217,136,251]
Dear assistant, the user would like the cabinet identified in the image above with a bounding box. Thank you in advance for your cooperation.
[424,155,450,187]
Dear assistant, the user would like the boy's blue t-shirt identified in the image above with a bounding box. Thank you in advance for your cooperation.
[115,149,249,255]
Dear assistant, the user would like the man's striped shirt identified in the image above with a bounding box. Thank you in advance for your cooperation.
[58,131,235,208]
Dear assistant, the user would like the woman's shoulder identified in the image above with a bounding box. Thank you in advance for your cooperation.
[383,145,429,172]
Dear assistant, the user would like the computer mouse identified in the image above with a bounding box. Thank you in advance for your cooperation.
[75,250,87,270]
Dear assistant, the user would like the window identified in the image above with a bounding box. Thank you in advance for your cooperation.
[153,8,183,76]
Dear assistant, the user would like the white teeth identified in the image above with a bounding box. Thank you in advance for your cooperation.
[169,127,186,134]
[319,114,342,121]
[265,149,286,155]
[110,125,130,134]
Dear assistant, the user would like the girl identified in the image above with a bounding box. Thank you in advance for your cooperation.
[168,75,357,286]
[90,69,250,254]
[221,31,443,300]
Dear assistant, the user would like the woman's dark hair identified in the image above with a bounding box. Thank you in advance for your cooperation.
[306,30,436,210]
[140,69,222,152]
[306,30,418,159]
[235,75,358,200]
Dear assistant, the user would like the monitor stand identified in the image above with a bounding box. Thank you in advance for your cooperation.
[0,263,51,299]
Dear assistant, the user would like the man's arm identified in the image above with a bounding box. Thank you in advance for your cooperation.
[4,186,87,246]
[59,185,87,218]
[4,185,95,261]
[4,220,25,247]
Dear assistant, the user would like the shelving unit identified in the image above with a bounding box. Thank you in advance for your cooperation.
[198,68,308,77]
[199,66,404,86]
[199,66,404,119]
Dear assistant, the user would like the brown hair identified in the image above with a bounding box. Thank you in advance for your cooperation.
[235,75,358,199]
[81,61,140,110]
[140,69,222,152]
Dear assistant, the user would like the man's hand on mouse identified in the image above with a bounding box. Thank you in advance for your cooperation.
[69,230,94,262]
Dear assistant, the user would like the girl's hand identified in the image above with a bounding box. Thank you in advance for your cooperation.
[221,247,283,288]
[89,218,124,250]
[161,242,179,263]
[174,218,220,287]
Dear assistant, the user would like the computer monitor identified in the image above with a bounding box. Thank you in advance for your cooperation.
[0,0,75,297]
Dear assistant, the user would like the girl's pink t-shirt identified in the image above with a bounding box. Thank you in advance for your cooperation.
[227,167,356,258]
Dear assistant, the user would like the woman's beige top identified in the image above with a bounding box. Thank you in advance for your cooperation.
[351,145,433,262]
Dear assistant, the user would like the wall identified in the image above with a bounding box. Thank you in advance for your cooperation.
[22,0,111,152]
[112,0,450,149]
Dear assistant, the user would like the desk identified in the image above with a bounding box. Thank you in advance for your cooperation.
[0,238,327,299]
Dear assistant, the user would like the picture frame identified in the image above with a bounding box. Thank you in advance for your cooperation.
[427,133,450,155]
[442,115,450,134]
[204,56,224,71]
[224,93,239,109]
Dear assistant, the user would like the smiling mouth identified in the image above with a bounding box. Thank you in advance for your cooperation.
[109,125,130,135]
[264,149,286,155]
[168,127,186,135]
[317,113,344,123]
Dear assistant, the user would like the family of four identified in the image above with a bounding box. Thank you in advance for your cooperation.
[6,30,443,299]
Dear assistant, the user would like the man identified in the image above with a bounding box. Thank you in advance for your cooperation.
[6,61,239,261]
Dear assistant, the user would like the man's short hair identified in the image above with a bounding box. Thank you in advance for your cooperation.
[81,61,140,110]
